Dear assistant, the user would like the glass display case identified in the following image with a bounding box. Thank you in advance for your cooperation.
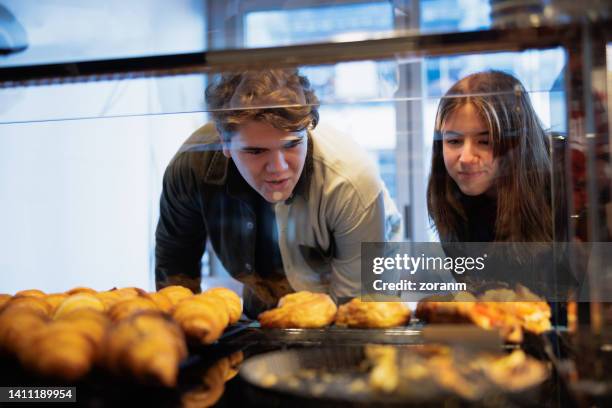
[0,1,610,406]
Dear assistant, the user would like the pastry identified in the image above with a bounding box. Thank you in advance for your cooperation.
[258,291,337,329]
[336,298,410,328]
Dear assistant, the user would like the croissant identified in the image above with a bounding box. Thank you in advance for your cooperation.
[108,297,159,321]
[0,307,49,356]
[204,288,242,324]
[158,285,194,306]
[19,320,97,381]
[336,298,411,328]
[1,296,52,317]
[14,289,46,298]
[44,293,69,314]
[182,351,244,408]
[56,309,110,362]
[0,294,11,309]
[53,294,105,319]
[172,295,229,344]
[144,292,173,314]
[258,291,337,328]
[104,312,187,387]
[65,287,98,296]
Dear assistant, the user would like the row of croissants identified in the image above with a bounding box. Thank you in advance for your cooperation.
[0,285,242,386]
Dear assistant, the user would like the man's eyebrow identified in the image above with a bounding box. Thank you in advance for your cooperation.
[282,136,304,146]
[240,146,268,152]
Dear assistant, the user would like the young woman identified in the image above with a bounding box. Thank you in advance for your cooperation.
[427,70,555,244]
[426,70,576,303]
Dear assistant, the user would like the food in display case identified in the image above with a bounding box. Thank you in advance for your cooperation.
[104,311,187,387]
[258,291,337,329]
[416,286,552,342]
[335,298,411,329]
[0,285,242,385]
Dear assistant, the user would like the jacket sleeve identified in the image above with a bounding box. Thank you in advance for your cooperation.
[155,154,207,293]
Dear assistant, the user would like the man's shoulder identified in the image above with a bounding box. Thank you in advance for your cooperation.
[310,125,382,208]
[167,123,228,186]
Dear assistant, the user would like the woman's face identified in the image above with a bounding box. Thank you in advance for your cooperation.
[441,103,499,196]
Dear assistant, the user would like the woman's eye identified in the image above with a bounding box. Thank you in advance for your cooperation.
[478,140,490,145]
[445,139,460,145]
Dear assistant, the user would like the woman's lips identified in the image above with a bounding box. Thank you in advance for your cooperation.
[457,171,485,180]
[264,178,290,191]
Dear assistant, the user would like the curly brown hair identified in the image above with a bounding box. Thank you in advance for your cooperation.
[205,69,320,140]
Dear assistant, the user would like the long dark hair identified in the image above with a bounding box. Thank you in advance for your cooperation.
[427,71,554,243]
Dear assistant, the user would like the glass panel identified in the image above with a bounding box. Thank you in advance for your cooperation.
[0,0,206,67]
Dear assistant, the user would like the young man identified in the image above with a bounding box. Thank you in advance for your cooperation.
[155,69,401,318]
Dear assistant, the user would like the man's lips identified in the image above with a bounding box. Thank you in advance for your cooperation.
[264,177,290,191]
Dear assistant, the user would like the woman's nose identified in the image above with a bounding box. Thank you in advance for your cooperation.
[459,141,479,165]
[266,150,289,172]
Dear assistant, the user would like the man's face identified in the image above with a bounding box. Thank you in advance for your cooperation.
[442,103,499,196]
[223,121,308,203]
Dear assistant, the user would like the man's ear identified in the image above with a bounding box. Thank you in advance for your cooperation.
[222,139,231,158]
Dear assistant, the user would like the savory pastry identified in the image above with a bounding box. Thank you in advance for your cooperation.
[416,292,524,343]
[336,298,411,328]
[53,293,105,319]
[203,287,242,324]
[104,311,187,387]
[479,287,551,334]
[258,291,337,329]
[158,285,194,306]
[172,294,230,344]
[107,297,159,321]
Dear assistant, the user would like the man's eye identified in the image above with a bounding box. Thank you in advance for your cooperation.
[478,140,490,145]
[244,149,264,155]
[285,140,302,149]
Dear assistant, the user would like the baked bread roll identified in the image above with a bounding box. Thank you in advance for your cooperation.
[158,285,194,306]
[104,311,187,387]
[54,294,105,319]
[258,291,337,328]
[336,298,411,328]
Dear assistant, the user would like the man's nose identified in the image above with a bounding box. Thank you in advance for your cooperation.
[266,150,289,172]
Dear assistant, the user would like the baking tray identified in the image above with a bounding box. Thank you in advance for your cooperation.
[238,345,558,408]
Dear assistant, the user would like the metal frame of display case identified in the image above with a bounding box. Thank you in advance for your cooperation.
[0,21,610,328]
